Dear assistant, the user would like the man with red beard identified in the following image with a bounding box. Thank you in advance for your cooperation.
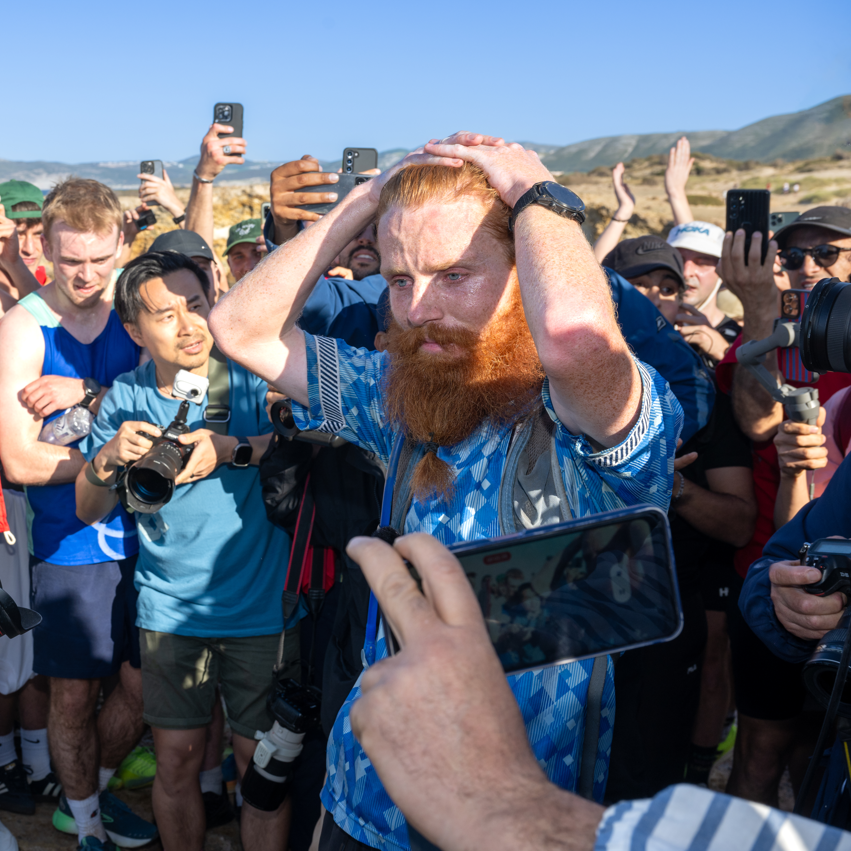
[209,132,683,851]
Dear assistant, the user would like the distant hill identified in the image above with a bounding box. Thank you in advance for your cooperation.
[2,97,849,190]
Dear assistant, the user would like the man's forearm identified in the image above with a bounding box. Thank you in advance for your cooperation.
[731,366,784,442]
[75,458,119,524]
[675,482,756,547]
[2,443,85,487]
[210,187,375,355]
[774,474,811,530]
[668,191,693,228]
[185,178,214,247]
[514,207,639,444]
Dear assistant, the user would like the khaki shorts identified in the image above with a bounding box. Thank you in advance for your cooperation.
[139,628,300,739]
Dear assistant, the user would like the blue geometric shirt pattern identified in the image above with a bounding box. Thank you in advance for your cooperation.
[291,334,683,851]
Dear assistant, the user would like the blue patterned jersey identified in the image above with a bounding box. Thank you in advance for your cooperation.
[291,333,683,851]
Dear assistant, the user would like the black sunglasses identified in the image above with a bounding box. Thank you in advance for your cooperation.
[779,245,851,271]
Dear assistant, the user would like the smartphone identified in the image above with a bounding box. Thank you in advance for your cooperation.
[140,160,164,206]
[726,189,770,265]
[261,202,271,223]
[342,147,378,175]
[297,173,374,215]
[137,209,157,231]
[213,103,244,156]
[779,289,817,383]
[384,506,682,676]
[770,211,800,232]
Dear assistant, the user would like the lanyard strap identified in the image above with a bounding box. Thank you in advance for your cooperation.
[363,436,405,667]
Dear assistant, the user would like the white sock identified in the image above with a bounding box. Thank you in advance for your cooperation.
[67,792,107,842]
[0,734,15,767]
[97,767,116,793]
[20,728,50,781]
[234,781,243,807]
[199,765,223,795]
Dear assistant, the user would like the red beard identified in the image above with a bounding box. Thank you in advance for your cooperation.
[382,285,544,501]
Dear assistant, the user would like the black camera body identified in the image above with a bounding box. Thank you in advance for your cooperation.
[123,401,193,514]
[799,538,851,597]
[137,209,157,231]
[268,677,322,734]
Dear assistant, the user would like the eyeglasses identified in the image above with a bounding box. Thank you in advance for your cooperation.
[779,245,851,271]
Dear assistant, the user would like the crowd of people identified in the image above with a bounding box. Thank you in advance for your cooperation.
[0,118,848,851]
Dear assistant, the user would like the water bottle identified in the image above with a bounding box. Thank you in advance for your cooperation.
[39,405,94,446]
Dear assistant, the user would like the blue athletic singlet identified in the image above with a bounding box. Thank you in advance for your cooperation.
[20,292,140,566]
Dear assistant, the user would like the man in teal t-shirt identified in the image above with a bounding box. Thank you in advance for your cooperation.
[76,251,295,850]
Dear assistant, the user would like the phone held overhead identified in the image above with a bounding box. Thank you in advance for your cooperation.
[213,103,243,156]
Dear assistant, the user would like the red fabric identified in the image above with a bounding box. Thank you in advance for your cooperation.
[35,266,47,286]
[718,336,851,576]
[0,482,8,535]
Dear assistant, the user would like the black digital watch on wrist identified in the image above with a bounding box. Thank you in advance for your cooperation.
[231,437,252,468]
[508,181,586,233]
[80,377,102,409]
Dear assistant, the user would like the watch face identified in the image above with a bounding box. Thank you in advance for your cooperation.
[233,443,252,466]
[541,182,585,213]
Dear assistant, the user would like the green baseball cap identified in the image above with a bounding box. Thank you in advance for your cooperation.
[0,180,44,218]
[224,218,263,256]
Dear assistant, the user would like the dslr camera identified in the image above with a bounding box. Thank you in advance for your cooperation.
[240,674,322,811]
[120,371,209,514]
[799,538,851,598]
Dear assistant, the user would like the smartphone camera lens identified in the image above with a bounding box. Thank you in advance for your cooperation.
[217,105,232,121]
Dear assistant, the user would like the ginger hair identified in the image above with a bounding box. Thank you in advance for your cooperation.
[375,162,514,263]
[42,178,122,242]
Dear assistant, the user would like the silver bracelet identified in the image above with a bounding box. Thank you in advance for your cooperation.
[193,170,214,184]
[672,471,686,501]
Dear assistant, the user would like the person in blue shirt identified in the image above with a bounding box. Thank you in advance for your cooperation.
[74,251,296,851]
[210,131,683,851]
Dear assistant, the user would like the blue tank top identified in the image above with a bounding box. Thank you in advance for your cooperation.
[21,293,141,566]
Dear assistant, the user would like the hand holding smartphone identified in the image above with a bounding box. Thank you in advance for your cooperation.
[726,189,770,265]
[140,160,164,206]
[213,103,244,156]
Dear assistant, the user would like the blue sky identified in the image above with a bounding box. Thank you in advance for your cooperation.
[5,0,849,165]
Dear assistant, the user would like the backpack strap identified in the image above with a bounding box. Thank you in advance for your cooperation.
[203,346,230,435]
[578,654,608,800]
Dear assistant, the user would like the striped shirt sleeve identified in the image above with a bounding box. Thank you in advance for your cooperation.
[595,784,851,851]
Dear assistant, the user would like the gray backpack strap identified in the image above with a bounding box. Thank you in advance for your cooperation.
[389,438,423,533]
[578,654,608,800]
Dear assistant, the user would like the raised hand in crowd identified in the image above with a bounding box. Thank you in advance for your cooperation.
[665,136,695,226]
[719,228,782,441]
[593,162,635,262]
[137,166,185,223]
[675,302,731,363]
[269,156,341,244]
[773,408,828,528]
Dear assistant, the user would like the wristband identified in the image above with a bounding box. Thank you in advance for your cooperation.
[612,215,630,223]
[193,170,214,184]
[172,214,186,225]
[672,471,686,501]
[85,461,113,488]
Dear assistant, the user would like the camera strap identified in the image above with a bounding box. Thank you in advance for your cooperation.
[203,346,230,435]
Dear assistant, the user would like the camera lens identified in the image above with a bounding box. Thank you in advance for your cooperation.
[800,278,851,373]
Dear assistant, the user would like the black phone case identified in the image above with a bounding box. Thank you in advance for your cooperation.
[342,147,378,174]
[213,103,243,156]
[297,174,374,215]
[140,160,164,206]
[726,189,770,265]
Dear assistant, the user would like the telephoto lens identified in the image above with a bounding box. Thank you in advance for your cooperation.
[800,277,851,374]
[802,606,851,718]
[124,401,193,514]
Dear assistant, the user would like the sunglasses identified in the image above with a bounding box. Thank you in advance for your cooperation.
[779,245,851,271]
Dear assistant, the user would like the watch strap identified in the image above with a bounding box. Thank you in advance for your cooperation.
[80,377,101,409]
[509,181,586,233]
[172,214,186,225]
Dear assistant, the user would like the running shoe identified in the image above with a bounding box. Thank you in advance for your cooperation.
[0,761,34,815]
[77,837,119,851]
[116,745,156,790]
[717,721,737,756]
[54,792,159,848]
[27,769,63,802]
[203,788,235,830]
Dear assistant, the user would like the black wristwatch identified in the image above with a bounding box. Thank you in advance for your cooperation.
[231,437,252,468]
[172,214,186,225]
[508,182,586,233]
[80,377,102,409]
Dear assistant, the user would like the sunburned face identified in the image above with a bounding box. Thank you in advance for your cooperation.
[42,222,122,309]
[380,197,516,355]
[126,270,213,373]
[627,268,683,326]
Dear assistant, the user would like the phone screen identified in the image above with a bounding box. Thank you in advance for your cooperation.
[779,289,817,383]
[446,507,681,675]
